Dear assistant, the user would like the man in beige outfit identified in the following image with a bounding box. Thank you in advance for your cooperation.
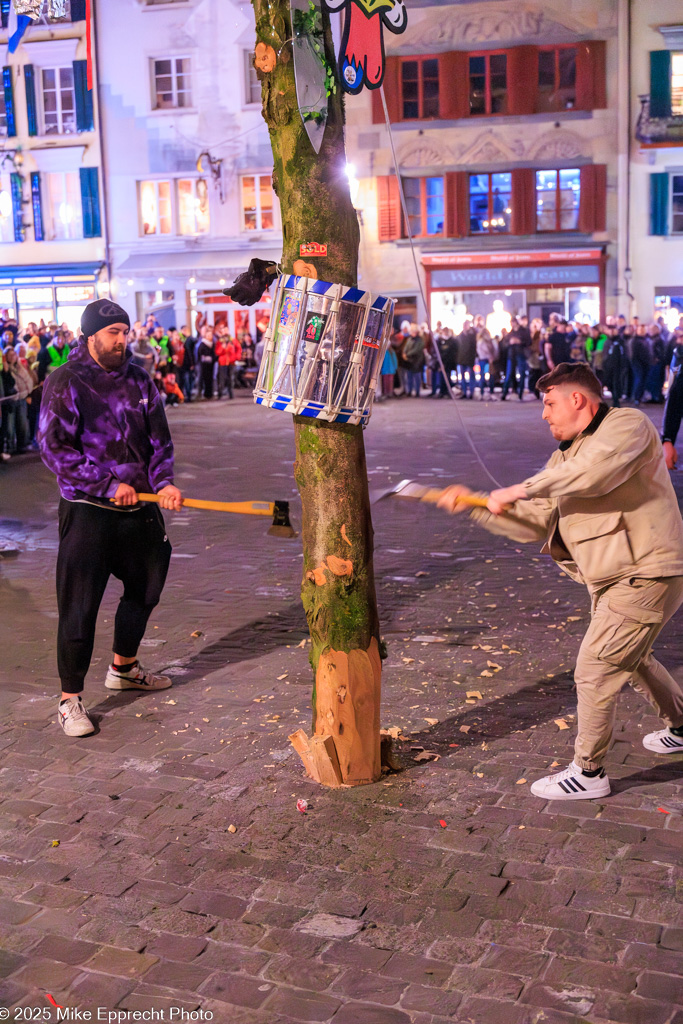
[439,362,683,800]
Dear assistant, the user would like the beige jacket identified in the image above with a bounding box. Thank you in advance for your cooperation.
[471,407,683,587]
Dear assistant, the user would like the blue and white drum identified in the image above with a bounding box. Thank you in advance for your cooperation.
[253,275,395,426]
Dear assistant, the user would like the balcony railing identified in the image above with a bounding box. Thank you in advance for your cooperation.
[636,94,683,145]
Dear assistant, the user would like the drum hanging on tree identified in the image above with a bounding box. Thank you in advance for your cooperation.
[254,275,395,426]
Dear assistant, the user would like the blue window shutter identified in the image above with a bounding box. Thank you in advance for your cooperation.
[73,60,93,131]
[70,0,86,20]
[10,172,24,241]
[0,1,10,30]
[650,51,672,119]
[650,173,669,236]
[2,66,16,137]
[24,64,38,136]
[80,167,102,238]
[31,172,44,241]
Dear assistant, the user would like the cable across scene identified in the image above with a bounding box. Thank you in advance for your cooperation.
[379,85,503,491]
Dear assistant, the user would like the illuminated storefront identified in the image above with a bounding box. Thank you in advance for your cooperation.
[423,248,606,328]
[0,264,104,333]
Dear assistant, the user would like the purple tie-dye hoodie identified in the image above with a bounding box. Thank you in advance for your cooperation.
[38,341,174,502]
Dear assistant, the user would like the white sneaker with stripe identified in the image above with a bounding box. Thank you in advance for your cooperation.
[529,761,611,801]
[642,728,683,754]
[105,661,172,691]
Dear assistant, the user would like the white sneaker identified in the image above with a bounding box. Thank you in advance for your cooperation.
[642,728,683,754]
[529,761,611,801]
[58,696,95,737]
[105,661,172,691]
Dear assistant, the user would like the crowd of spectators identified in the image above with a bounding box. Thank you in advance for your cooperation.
[380,312,683,409]
[0,312,259,460]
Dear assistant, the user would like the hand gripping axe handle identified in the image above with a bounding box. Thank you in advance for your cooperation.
[373,479,490,509]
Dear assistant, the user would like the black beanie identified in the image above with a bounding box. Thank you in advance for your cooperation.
[81,299,131,339]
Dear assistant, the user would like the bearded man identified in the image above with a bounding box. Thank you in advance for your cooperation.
[39,300,183,737]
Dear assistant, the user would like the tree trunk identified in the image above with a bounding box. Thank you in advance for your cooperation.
[252,0,382,785]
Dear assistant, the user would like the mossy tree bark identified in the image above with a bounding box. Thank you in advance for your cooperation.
[252,0,382,785]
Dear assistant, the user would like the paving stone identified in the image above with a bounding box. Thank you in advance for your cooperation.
[381,951,453,986]
[143,932,208,962]
[320,941,393,970]
[30,935,100,965]
[480,945,550,977]
[84,946,159,978]
[332,968,407,1004]
[661,927,683,951]
[635,971,683,1003]
[198,971,275,1008]
[591,990,674,1024]
[331,1003,412,1024]
[262,986,342,1021]
[143,959,213,991]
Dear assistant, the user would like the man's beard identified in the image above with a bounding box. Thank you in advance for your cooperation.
[93,341,126,369]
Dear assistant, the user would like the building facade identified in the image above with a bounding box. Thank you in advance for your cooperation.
[632,0,683,325]
[0,0,105,332]
[96,0,282,337]
[345,0,623,330]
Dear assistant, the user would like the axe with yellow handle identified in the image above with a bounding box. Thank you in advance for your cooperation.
[112,494,297,537]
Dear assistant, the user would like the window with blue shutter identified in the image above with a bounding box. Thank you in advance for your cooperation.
[70,0,86,20]
[10,172,24,241]
[31,172,44,241]
[0,1,11,29]
[650,172,669,236]
[650,51,672,119]
[24,64,38,136]
[73,60,93,131]
[80,167,101,238]
[2,66,15,137]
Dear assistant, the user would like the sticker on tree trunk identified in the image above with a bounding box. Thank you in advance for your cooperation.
[323,0,407,94]
[300,242,328,257]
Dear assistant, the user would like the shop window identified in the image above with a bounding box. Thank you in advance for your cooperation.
[41,67,77,135]
[0,174,13,242]
[672,175,683,234]
[152,57,192,109]
[138,179,172,236]
[672,53,683,115]
[241,174,274,231]
[469,53,507,115]
[177,178,209,235]
[244,50,261,104]
[536,169,581,231]
[400,57,439,120]
[44,171,83,240]
[469,173,511,233]
[537,46,577,112]
[402,176,444,237]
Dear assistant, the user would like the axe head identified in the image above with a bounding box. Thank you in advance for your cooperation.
[268,500,298,539]
[372,479,429,504]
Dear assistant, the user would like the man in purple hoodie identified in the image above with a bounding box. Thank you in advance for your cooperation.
[39,300,183,737]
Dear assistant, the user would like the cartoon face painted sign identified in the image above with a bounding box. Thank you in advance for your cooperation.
[323,0,407,94]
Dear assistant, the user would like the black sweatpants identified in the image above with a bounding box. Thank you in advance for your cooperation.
[56,499,172,693]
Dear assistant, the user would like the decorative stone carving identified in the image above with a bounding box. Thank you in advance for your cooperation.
[397,138,453,167]
[459,131,524,165]
[399,2,588,52]
[528,129,585,161]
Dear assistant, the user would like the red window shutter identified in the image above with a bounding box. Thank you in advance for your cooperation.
[438,51,470,120]
[377,175,402,241]
[445,171,469,237]
[507,46,538,116]
[372,57,401,123]
[575,41,606,111]
[578,164,607,233]
[510,168,536,234]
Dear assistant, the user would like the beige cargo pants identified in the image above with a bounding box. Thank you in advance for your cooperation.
[574,575,683,770]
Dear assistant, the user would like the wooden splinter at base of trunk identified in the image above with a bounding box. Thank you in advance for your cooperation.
[289,637,382,786]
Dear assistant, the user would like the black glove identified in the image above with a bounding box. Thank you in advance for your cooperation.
[223,259,278,306]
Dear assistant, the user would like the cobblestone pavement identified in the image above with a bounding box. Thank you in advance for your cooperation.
[1,392,682,1024]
